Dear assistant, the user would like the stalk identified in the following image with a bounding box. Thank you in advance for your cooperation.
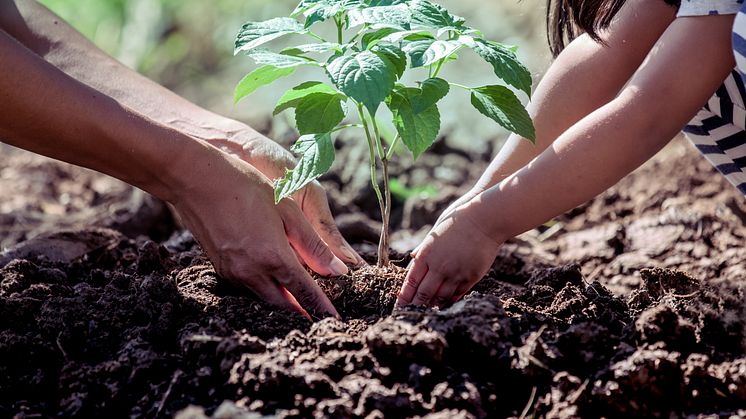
[379,157,391,267]
[369,113,391,267]
[356,103,389,266]
[334,15,343,44]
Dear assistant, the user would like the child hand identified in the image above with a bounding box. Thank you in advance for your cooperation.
[396,201,503,308]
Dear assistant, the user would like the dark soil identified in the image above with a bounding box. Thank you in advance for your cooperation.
[1,138,745,418]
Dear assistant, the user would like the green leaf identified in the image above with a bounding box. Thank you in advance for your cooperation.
[295,0,364,27]
[292,0,324,17]
[402,38,459,68]
[366,0,409,5]
[417,77,449,110]
[371,42,407,78]
[274,133,335,203]
[294,93,346,134]
[348,4,411,30]
[303,3,343,27]
[409,0,465,29]
[402,39,433,68]
[275,81,344,115]
[235,18,306,54]
[463,37,532,96]
[327,50,397,112]
[361,27,399,49]
[234,66,297,103]
[382,29,434,43]
[282,42,343,56]
[246,49,319,69]
[387,85,442,159]
[422,39,461,66]
[470,85,535,142]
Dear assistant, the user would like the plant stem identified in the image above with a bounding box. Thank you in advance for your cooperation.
[332,123,363,133]
[432,46,461,78]
[307,31,327,43]
[348,26,368,45]
[356,103,389,266]
[379,156,391,267]
[431,59,445,78]
[335,16,343,44]
[368,109,386,161]
[369,113,391,267]
[385,134,401,161]
[449,82,472,91]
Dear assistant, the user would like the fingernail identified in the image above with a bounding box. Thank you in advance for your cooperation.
[330,257,349,276]
[339,246,358,263]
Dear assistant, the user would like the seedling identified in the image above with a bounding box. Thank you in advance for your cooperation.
[234,0,535,267]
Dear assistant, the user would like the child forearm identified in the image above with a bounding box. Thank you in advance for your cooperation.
[470,0,676,195]
[474,15,736,243]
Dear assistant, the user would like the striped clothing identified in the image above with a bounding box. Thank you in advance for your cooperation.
[678,1,746,196]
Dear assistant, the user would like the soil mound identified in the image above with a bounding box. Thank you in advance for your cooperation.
[1,139,745,418]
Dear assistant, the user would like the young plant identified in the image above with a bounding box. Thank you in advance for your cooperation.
[234,0,535,267]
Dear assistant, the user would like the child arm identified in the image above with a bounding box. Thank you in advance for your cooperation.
[465,0,677,198]
[399,14,736,308]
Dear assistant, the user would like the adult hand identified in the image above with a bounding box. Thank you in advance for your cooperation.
[173,144,349,319]
[207,130,364,267]
[396,200,503,308]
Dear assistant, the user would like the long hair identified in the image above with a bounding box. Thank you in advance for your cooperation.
[546,0,680,57]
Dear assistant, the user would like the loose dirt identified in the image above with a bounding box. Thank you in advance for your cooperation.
[1,138,744,418]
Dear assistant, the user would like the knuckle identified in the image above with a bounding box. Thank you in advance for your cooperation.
[429,261,449,277]
[262,249,289,270]
[404,272,424,288]
[415,290,433,302]
[401,280,419,292]
[295,285,321,308]
[262,258,286,274]
[308,236,331,259]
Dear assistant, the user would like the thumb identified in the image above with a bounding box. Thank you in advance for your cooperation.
[298,183,364,265]
[279,200,349,277]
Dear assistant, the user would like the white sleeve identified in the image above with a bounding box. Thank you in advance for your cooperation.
[677,0,742,16]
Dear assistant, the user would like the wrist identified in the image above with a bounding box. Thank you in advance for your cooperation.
[466,192,511,246]
[98,107,214,205]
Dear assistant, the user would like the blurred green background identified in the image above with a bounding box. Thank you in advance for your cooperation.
[38,0,551,151]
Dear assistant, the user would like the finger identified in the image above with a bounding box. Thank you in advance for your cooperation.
[300,184,364,266]
[396,257,428,308]
[432,279,462,308]
[243,277,311,320]
[280,200,349,277]
[275,260,341,319]
[411,244,422,258]
[411,270,444,306]
[452,282,472,303]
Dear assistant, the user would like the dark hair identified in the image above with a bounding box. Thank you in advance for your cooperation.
[546,0,680,57]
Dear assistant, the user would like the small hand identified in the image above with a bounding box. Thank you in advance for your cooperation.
[411,188,479,258]
[396,200,503,308]
[174,146,348,319]
[212,130,364,266]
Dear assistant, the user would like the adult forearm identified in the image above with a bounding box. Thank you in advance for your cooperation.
[0,28,205,203]
[470,0,676,194]
[0,0,253,149]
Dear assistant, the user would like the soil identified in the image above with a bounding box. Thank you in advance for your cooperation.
[1,137,745,418]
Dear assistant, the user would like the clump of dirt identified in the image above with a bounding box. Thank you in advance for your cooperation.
[1,138,746,418]
[0,145,174,249]
[319,265,406,321]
